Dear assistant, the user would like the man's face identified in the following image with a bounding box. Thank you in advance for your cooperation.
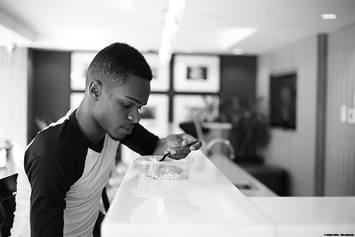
[93,74,150,141]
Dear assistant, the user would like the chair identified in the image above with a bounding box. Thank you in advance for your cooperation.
[0,173,18,237]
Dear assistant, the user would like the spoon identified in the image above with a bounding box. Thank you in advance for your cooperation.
[159,140,199,162]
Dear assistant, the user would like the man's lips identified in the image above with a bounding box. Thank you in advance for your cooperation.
[123,124,134,130]
[121,125,134,133]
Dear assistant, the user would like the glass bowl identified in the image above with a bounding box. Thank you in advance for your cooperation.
[134,177,190,198]
[133,155,193,180]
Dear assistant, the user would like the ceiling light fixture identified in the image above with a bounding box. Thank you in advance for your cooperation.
[159,0,186,66]
[232,48,244,55]
[321,13,337,20]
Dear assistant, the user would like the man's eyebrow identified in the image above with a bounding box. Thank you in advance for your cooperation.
[124,96,146,106]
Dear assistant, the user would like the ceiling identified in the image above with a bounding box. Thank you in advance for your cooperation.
[0,0,355,55]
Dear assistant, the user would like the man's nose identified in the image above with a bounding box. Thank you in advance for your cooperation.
[128,109,140,123]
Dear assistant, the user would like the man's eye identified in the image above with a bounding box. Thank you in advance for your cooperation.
[122,102,132,108]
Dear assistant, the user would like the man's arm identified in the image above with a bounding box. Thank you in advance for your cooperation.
[121,123,160,155]
[121,123,202,159]
[25,145,79,237]
[152,134,202,159]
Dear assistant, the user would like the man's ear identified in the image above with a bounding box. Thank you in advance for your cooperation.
[88,80,102,99]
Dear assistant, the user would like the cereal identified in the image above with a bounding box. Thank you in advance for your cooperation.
[157,165,186,180]
[134,156,192,180]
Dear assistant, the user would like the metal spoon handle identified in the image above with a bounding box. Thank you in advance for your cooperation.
[159,152,170,162]
[185,140,199,147]
[159,140,199,162]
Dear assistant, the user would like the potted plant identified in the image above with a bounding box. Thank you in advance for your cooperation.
[220,97,270,164]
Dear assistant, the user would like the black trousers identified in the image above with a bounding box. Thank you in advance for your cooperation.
[93,211,105,237]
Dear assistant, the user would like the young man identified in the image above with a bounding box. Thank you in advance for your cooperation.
[10,42,201,237]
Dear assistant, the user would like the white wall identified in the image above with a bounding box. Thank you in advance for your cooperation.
[257,36,318,196]
[0,47,28,150]
[325,23,355,195]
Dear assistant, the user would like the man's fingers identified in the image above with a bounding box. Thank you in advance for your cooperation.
[189,141,202,150]
[164,134,201,160]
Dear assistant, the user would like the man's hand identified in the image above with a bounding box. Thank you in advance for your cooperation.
[162,133,202,160]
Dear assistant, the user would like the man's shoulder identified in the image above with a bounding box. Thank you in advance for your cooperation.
[28,118,73,154]
[26,117,86,168]
[24,120,86,183]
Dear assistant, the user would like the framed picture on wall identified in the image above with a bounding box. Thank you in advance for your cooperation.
[173,55,220,92]
[70,52,96,90]
[269,72,297,129]
[173,94,219,124]
[143,53,169,91]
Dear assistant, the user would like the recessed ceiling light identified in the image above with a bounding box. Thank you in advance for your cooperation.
[321,13,337,20]
[232,48,243,55]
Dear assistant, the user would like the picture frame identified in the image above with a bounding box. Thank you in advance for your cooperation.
[173,94,219,124]
[269,72,297,129]
[173,55,220,92]
[143,53,170,92]
[70,52,96,90]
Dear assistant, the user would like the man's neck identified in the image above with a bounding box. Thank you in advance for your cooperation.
[75,99,105,145]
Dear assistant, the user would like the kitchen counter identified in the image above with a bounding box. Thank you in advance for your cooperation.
[251,197,355,237]
[101,151,275,237]
[101,151,355,237]
[209,154,277,196]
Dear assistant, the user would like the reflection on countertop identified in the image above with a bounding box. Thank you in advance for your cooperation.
[102,151,275,237]
[102,152,355,237]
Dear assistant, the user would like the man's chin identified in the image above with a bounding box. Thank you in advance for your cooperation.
[109,133,126,141]
[110,129,135,141]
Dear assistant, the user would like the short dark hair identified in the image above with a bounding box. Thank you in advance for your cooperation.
[86,42,152,87]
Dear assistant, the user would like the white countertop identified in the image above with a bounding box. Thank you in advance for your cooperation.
[209,154,277,196]
[251,197,355,237]
[101,151,275,237]
[102,152,355,237]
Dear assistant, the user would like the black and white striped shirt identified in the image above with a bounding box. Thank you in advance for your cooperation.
[11,110,158,237]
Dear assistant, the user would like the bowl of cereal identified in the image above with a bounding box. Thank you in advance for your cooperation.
[133,155,193,180]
